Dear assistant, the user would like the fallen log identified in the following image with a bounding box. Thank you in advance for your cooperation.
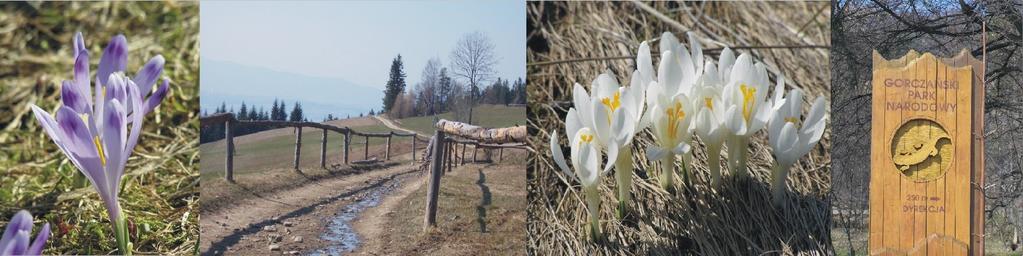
[434,119,526,144]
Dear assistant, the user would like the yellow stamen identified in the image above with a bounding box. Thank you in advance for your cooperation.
[600,92,621,123]
[740,84,756,121]
[704,97,713,110]
[785,117,800,128]
[665,101,686,140]
[579,134,594,146]
[93,136,107,166]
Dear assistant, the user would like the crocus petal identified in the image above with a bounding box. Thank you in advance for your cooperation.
[142,77,169,117]
[55,106,97,158]
[124,78,146,166]
[658,51,682,94]
[0,211,32,247]
[73,49,92,108]
[646,146,667,161]
[572,83,593,130]
[549,130,575,182]
[601,141,619,176]
[133,55,164,89]
[659,32,679,55]
[688,32,704,76]
[565,108,581,142]
[61,80,89,113]
[26,223,49,255]
[103,99,127,195]
[611,108,635,146]
[4,231,28,255]
[590,99,612,146]
[97,35,128,86]
[673,143,692,155]
[718,47,735,77]
[578,139,601,187]
[636,41,654,85]
[72,32,86,59]
[105,73,128,105]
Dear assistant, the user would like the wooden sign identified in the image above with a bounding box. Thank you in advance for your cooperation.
[869,49,985,255]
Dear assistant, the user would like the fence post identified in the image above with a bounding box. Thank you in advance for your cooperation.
[294,126,302,171]
[446,140,453,173]
[364,135,370,160]
[499,148,504,163]
[424,131,445,229]
[385,132,392,161]
[460,143,467,165]
[343,128,350,164]
[472,145,478,163]
[225,120,234,182]
[320,128,328,169]
[412,134,417,161]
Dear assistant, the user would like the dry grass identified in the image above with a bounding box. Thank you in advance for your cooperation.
[0,2,198,254]
[527,2,831,255]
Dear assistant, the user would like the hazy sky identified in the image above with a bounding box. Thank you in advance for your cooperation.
[201,1,526,89]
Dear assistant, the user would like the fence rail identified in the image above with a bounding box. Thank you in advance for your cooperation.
[199,113,420,182]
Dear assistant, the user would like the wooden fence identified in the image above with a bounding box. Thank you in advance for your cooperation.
[199,113,424,182]
[422,119,528,230]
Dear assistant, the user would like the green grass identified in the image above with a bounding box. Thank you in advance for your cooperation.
[0,2,198,255]
[199,119,412,180]
[395,104,526,135]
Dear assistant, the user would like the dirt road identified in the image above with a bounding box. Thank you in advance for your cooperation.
[200,158,422,255]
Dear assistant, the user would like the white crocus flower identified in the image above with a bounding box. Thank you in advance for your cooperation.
[767,83,826,205]
[692,83,732,187]
[551,127,613,240]
[567,73,642,219]
[721,53,774,178]
[645,88,694,190]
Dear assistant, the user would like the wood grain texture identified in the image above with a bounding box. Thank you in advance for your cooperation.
[869,50,977,255]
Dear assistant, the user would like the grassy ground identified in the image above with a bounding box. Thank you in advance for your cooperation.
[0,2,198,255]
[393,104,526,135]
[373,152,528,255]
[198,118,414,180]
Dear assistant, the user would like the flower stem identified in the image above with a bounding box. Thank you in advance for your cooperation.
[658,155,674,191]
[584,185,601,241]
[733,137,750,179]
[771,163,791,206]
[614,148,633,219]
[708,144,722,188]
[114,214,132,255]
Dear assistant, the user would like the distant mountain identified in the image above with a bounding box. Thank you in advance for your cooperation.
[200,59,382,120]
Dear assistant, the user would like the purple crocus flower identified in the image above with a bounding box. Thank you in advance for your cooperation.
[0,210,50,256]
[28,32,169,255]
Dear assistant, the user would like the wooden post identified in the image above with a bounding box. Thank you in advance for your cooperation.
[385,133,392,161]
[294,126,302,171]
[499,148,504,163]
[224,120,234,182]
[412,134,417,161]
[460,143,466,165]
[424,131,445,229]
[343,129,350,164]
[364,136,370,160]
[472,146,478,163]
[446,140,453,173]
[320,129,328,169]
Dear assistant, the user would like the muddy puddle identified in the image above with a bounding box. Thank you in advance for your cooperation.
[311,177,402,255]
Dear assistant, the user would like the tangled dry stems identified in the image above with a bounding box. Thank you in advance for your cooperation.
[527,2,831,255]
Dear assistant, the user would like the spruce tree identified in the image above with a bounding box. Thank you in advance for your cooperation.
[290,102,304,122]
[382,54,407,112]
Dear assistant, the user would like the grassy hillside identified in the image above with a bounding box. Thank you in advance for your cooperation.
[394,104,526,135]
[199,118,411,179]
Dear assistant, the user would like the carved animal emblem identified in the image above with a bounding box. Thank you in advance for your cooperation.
[893,134,950,171]
[890,119,952,181]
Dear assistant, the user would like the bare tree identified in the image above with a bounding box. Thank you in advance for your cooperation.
[416,57,443,116]
[450,31,498,124]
